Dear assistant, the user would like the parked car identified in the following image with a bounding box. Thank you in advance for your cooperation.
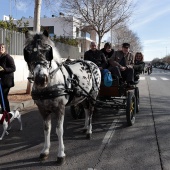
[166,65,170,70]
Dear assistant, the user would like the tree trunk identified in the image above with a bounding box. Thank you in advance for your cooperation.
[97,33,103,50]
[26,0,42,94]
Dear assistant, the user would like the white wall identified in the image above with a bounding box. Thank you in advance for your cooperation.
[16,17,74,38]
[12,55,29,82]
[11,40,81,82]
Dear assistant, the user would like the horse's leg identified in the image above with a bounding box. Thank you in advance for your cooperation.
[39,113,51,161]
[55,106,66,165]
[81,100,89,133]
[82,99,94,139]
[86,104,93,139]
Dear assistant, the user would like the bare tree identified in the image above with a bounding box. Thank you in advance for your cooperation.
[111,24,142,53]
[59,0,135,49]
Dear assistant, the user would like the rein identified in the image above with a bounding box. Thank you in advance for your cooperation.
[49,63,63,79]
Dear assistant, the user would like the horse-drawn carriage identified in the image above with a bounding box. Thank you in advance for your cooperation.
[23,30,140,165]
[71,73,140,126]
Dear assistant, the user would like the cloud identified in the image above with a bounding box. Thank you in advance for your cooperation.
[16,1,28,13]
[130,1,170,29]
[144,39,164,45]
[147,38,170,43]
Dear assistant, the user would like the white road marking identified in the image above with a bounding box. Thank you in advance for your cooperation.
[88,118,120,169]
[160,77,169,80]
[102,119,119,144]
[139,77,145,80]
[150,77,157,80]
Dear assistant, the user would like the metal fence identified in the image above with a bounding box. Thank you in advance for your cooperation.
[0,28,25,55]
[0,28,80,58]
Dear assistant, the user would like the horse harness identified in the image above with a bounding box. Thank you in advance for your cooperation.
[24,41,98,104]
[30,61,97,105]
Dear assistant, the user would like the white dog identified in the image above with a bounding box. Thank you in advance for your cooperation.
[0,110,23,140]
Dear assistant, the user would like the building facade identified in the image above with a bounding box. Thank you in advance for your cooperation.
[9,15,96,57]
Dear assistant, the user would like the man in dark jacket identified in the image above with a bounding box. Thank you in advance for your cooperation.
[84,42,107,70]
[0,43,16,112]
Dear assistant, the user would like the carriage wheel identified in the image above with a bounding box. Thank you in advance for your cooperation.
[126,90,136,126]
[70,104,85,119]
[135,87,140,113]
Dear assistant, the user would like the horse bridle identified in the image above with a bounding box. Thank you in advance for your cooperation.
[24,41,63,81]
[27,61,63,82]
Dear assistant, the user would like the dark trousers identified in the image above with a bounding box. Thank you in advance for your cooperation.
[108,66,121,79]
[108,66,134,83]
[0,87,10,112]
[121,67,134,82]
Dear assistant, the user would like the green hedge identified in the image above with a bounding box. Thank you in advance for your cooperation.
[53,35,78,47]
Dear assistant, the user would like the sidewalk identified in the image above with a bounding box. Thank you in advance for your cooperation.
[9,81,35,111]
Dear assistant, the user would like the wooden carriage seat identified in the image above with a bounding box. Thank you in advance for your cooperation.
[99,74,121,97]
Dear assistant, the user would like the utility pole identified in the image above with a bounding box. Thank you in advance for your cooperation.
[26,0,42,94]
[9,0,11,17]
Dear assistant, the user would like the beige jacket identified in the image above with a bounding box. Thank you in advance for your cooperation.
[109,50,134,68]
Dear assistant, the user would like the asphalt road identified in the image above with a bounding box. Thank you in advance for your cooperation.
[0,68,170,170]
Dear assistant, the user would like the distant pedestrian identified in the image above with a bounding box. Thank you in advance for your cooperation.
[0,43,16,112]
[147,62,152,75]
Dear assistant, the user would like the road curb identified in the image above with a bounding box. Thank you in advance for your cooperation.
[10,100,35,111]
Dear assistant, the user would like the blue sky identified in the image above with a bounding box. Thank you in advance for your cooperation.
[129,0,170,61]
[0,0,170,61]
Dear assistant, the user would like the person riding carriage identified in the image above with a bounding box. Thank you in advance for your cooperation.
[108,43,135,88]
[84,41,107,70]
[133,52,145,82]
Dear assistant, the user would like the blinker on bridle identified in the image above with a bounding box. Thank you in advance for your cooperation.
[24,41,62,81]
[24,37,53,62]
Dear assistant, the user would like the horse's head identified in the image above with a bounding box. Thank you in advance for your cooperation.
[24,30,60,88]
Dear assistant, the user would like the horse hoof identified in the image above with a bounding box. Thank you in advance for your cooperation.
[39,153,49,161]
[82,129,87,133]
[86,133,91,139]
[56,157,66,166]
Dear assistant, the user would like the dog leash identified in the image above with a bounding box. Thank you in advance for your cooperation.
[0,78,10,124]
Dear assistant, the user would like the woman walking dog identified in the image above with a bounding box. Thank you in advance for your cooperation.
[0,43,16,113]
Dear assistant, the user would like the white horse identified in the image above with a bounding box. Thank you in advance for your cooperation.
[23,30,101,165]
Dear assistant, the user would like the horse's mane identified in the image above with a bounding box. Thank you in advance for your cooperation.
[24,31,62,63]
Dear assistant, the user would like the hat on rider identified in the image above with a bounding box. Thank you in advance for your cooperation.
[122,43,130,48]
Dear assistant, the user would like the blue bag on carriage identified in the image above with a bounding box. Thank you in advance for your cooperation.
[102,69,113,87]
